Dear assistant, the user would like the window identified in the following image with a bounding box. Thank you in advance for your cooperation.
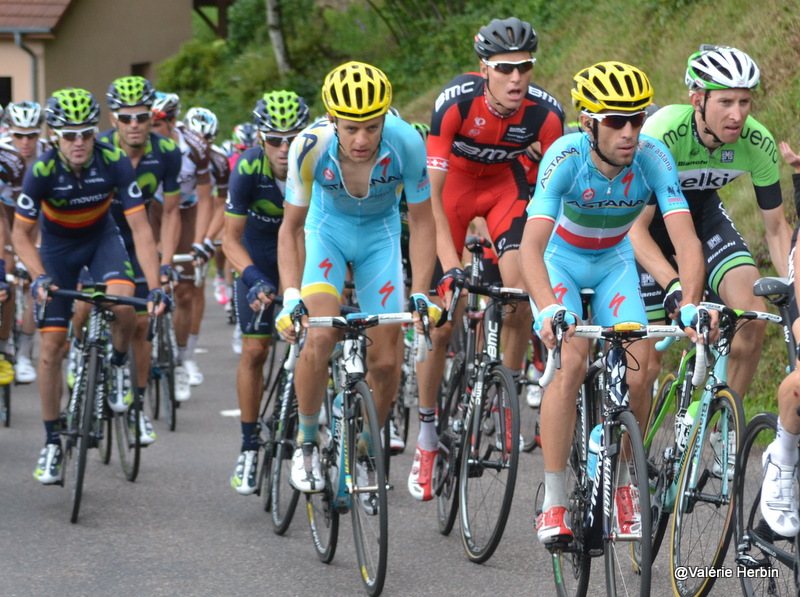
[0,78,11,107]
[131,63,151,79]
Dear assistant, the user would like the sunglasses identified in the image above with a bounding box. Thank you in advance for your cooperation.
[10,130,39,139]
[585,111,647,130]
[54,126,97,142]
[115,111,151,124]
[262,134,298,148]
[482,58,536,75]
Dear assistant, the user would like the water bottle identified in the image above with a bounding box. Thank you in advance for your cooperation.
[675,401,699,453]
[587,424,603,482]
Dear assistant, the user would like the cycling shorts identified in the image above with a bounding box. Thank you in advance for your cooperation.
[302,214,403,314]
[80,252,148,314]
[442,162,529,259]
[37,224,134,331]
[640,194,755,322]
[533,240,646,327]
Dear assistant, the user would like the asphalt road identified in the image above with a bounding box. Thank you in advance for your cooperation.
[0,285,759,596]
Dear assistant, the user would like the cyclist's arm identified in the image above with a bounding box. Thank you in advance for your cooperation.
[11,216,44,280]
[159,190,181,267]
[406,197,436,297]
[761,203,792,278]
[127,208,162,290]
[519,217,560,348]
[205,190,226,242]
[661,210,704,308]
[192,180,213,245]
[277,201,308,291]
[628,203,679,288]
[221,213,252,276]
[429,168,461,272]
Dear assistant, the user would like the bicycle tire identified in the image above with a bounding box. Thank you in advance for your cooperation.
[643,371,677,561]
[435,352,464,536]
[71,345,99,523]
[271,374,300,535]
[549,384,593,597]
[146,323,161,422]
[161,318,178,431]
[458,364,519,563]
[98,403,113,465]
[307,397,340,563]
[1,384,9,427]
[115,350,141,482]
[603,408,652,597]
[735,411,797,596]
[670,386,744,597]
[348,379,388,596]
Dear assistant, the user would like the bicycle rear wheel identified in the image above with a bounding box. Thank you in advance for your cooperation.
[735,412,797,596]
[1,384,10,427]
[115,351,141,482]
[643,371,677,560]
[670,386,743,597]
[70,345,99,524]
[459,365,519,563]
[348,380,388,596]
[435,352,464,535]
[98,403,113,465]
[306,431,340,563]
[271,375,300,535]
[604,409,652,597]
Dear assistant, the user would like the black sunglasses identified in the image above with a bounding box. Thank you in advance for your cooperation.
[11,130,39,139]
[115,112,151,125]
[263,134,298,148]
[588,111,647,130]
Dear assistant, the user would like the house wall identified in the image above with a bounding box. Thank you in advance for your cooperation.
[0,39,46,103]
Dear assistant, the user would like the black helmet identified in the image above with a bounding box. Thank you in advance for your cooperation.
[474,17,538,59]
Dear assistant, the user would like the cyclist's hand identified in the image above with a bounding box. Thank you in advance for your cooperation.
[202,238,216,259]
[31,274,55,303]
[160,264,179,287]
[436,267,465,313]
[190,242,210,265]
[679,304,719,344]
[662,278,682,321]
[275,288,306,342]
[534,304,576,350]
[408,292,442,334]
[246,281,276,311]
[0,279,9,303]
[147,288,171,315]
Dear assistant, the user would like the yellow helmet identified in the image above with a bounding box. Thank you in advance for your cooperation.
[321,61,392,121]
[571,61,653,113]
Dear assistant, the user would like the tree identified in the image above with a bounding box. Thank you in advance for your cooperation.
[266,0,292,76]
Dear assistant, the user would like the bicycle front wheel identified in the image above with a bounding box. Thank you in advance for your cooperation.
[435,352,464,536]
[98,403,113,465]
[348,380,388,596]
[604,409,652,597]
[306,433,340,563]
[1,383,10,427]
[271,377,300,535]
[458,365,519,563]
[735,412,797,596]
[70,345,99,524]
[115,352,141,482]
[670,386,744,597]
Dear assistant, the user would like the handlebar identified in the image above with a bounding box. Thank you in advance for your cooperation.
[172,254,204,287]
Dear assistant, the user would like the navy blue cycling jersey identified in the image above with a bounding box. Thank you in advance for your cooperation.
[225,144,285,248]
[98,129,182,248]
[16,140,145,238]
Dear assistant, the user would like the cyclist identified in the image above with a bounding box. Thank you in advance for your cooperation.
[0,116,18,386]
[13,88,165,484]
[223,90,309,495]
[276,61,439,493]
[757,140,800,537]
[149,91,213,400]
[95,75,183,444]
[184,107,232,313]
[1,101,49,383]
[628,45,792,401]
[520,62,706,544]
[228,122,258,170]
[410,16,564,502]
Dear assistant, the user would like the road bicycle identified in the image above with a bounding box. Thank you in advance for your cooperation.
[303,309,427,596]
[644,299,779,597]
[734,276,800,596]
[541,313,689,597]
[42,285,151,523]
[434,235,524,564]
[146,303,178,431]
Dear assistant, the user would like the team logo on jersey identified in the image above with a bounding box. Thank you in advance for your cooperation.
[468,129,481,137]
[582,189,595,202]
[609,293,626,318]
[474,117,486,127]
[16,193,34,211]
[323,168,335,181]
[379,280,395,307]
[553,283,568,303]
[33,159,56,177]
[721,150,734,163]
[319,258,333,279]
[707,234,723,249]
[640,272,655,287]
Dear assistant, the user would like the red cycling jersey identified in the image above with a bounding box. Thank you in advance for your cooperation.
[428,73,564,257]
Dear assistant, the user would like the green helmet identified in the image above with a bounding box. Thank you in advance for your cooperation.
[45,88,100,128]
[411,122,430,143]
[253,90,310,133]
[107,76,156,110]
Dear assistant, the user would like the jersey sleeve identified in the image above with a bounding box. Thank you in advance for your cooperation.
[427,76,467,173]
[640,136,690,218]
[161,137,183,197]
[397,122,430,204]
[526,136,579,222]
[225,151,259,217]
[16,159,49,223]
[285,122,330,208]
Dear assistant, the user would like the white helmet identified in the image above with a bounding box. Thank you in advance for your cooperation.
[4,101,43,128]
[184,106,219,140]
[685,45,760,90]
